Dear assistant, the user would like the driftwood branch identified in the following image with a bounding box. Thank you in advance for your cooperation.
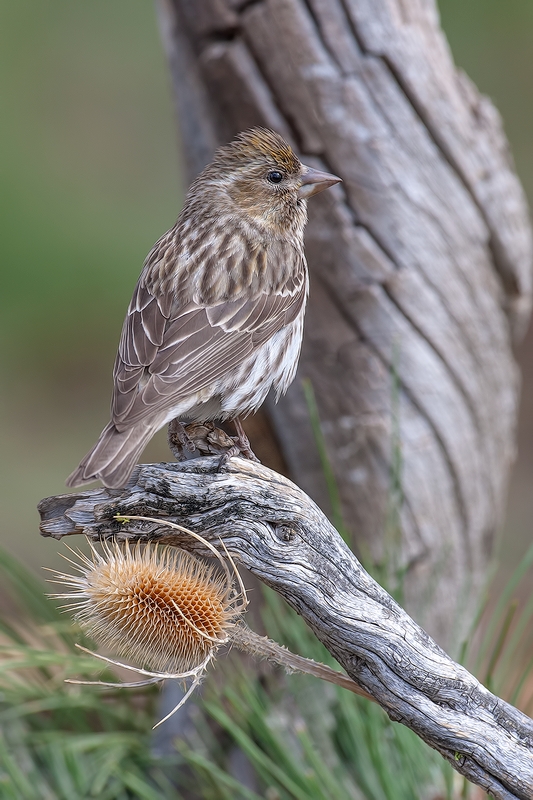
[39,459,533,800]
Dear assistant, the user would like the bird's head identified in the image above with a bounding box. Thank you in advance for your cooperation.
[202,128,341,235]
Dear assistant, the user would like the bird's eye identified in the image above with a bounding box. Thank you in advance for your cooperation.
[267,170,284,184]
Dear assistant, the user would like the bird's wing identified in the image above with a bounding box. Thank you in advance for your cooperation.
[111,249,307,428]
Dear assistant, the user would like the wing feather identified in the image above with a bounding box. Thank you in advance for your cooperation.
[111,239,307,428]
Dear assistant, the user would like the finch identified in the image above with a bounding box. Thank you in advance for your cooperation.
[67,128,341,489]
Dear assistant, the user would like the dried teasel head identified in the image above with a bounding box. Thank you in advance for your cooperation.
[53,539,242,674]
[49,517,372,727]
[49,520,247,724]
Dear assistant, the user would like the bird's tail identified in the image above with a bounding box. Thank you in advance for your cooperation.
[66,421,159,489]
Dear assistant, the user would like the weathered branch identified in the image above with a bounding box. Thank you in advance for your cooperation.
[39,459,533,800]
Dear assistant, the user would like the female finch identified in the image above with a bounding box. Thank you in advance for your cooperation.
[67,128,341,489]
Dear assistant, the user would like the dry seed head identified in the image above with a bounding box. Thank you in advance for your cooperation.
[49,523,372,728]
[52,540,242,674]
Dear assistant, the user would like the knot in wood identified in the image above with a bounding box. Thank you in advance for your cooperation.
[274,523,295,542]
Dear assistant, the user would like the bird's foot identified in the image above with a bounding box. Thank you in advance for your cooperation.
[182,422,235,457]
[217,417,260,470]
[167,418,196,461]
[233,416,261,463]
[169,417,260,468]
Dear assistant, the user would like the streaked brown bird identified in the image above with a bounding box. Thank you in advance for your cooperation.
[67,128,341,489]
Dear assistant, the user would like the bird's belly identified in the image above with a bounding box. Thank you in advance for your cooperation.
[159,316,304,425]
[218,316,304,418]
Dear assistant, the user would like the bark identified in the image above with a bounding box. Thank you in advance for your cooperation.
[155,0,532,649]
[39,459,533,800]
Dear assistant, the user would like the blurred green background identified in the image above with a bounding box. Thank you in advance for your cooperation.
[1,0,532,584]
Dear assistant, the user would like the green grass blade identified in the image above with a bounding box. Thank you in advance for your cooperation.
[0,733,40,800]
[474,541,533,673]
[302,378,349,542]
[180,747,264,800]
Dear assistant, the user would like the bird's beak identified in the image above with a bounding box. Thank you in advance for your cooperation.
[298,165,342,199]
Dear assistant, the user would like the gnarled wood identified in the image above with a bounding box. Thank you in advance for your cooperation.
[39,459,533,800]
[155,0,532,649]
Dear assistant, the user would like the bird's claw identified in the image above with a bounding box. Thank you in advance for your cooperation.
[168,418,261,468]
[168,419,196,461]
[216,417,261,469]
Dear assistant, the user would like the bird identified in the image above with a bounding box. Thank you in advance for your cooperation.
[66,128,341,489]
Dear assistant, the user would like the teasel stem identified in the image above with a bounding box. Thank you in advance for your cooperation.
[230,623,373,701]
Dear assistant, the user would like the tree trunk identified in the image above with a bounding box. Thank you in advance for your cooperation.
[155,0,532,648]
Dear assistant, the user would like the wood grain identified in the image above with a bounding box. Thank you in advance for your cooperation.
[39,458,533,800]
[155,0,532,648]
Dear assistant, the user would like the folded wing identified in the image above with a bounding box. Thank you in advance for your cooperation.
[111,245,306,429]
